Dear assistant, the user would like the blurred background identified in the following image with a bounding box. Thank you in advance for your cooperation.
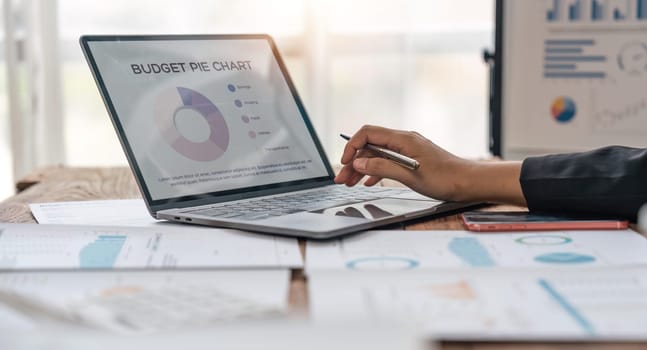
[0,0,494,200]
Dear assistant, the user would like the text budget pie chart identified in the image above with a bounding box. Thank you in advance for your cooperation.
[155,87,229,161]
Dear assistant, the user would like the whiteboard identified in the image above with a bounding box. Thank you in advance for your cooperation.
[495,0,647,159]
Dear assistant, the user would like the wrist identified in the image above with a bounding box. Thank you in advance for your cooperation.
[453,160,525,205]
[448,159,480,202]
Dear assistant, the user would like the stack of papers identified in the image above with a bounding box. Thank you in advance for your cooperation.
[0,223,302,270]
[15,199,647,340]
[0,200,303,334]
[24,199,303,269]
[306,229,647,340]
[306,229,647,270]
[309,267,647,340]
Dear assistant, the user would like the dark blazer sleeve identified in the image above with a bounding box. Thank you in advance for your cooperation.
[520,146,647,222]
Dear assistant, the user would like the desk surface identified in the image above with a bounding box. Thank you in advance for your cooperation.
[0,166,644,350]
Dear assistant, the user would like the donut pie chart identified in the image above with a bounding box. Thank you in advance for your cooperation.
[155,87,229,161]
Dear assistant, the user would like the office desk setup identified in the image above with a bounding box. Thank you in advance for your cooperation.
[0,166,646,349]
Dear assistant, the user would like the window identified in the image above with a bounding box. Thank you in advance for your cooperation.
[1,8,13,199]
[1,0,494,200]
[0,60,9,199]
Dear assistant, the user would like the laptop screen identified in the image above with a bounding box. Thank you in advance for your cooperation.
[82,35,332,206]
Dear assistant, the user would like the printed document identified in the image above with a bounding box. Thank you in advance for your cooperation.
[306,229,647,271]
[309,267,647,340]
[30,199,161,227]
[0,223,302,269]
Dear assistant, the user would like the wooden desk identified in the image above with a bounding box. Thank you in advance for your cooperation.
[0,166,644,350]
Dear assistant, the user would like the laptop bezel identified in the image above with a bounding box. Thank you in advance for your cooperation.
[80,34,336,216]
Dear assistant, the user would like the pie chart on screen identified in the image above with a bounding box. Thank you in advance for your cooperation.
[550,96,576,123]
[155,87,229,161]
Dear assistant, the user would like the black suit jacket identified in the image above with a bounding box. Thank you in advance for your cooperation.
[520,146,647,222]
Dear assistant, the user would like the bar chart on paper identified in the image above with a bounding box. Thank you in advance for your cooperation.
[0,227,133,269]
[0,223,303,270]
[79,235,127,268]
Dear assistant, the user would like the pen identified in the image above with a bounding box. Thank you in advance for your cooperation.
[340,133,420,170]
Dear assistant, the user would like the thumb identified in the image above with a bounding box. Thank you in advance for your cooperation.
[353,157,413,183]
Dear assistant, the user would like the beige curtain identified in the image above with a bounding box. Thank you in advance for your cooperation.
[3,0,64,183]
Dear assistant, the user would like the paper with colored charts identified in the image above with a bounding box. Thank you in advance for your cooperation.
[305,229,647,271]
[309,267,647,340]
[0,223,302,270]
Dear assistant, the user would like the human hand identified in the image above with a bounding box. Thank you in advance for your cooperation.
[334,125,472,201]
[334,125,525,205]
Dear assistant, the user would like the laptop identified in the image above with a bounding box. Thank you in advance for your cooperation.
[80,34,481,239]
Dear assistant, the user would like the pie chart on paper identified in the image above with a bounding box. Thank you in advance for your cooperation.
[155,87,230,161]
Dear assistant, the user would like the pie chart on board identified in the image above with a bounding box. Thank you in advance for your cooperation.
[550,96,576,123]
[155,87,229,161]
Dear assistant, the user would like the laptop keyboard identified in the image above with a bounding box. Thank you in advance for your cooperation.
[186,186,410,221]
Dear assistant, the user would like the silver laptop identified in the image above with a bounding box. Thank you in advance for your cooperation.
[80,34,480,239]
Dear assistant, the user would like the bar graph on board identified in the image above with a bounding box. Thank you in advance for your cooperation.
[569,0,583,20]
[543,39,607,79]
[547,0,647,23]
[591,0,605,21]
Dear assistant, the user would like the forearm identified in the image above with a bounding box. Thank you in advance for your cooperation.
[520,146,647,221]
[455,161,526,206]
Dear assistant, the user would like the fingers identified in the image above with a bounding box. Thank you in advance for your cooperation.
[345,171,365,187]
[333,164,356,184]
[352,156,414,185]
[337,126,419,187]
[334,166,382,187]
[334,169,382,187]
[335,148,377,185]
[363,175,382,187]
[340,125,413,165]
[334,163,367,187]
